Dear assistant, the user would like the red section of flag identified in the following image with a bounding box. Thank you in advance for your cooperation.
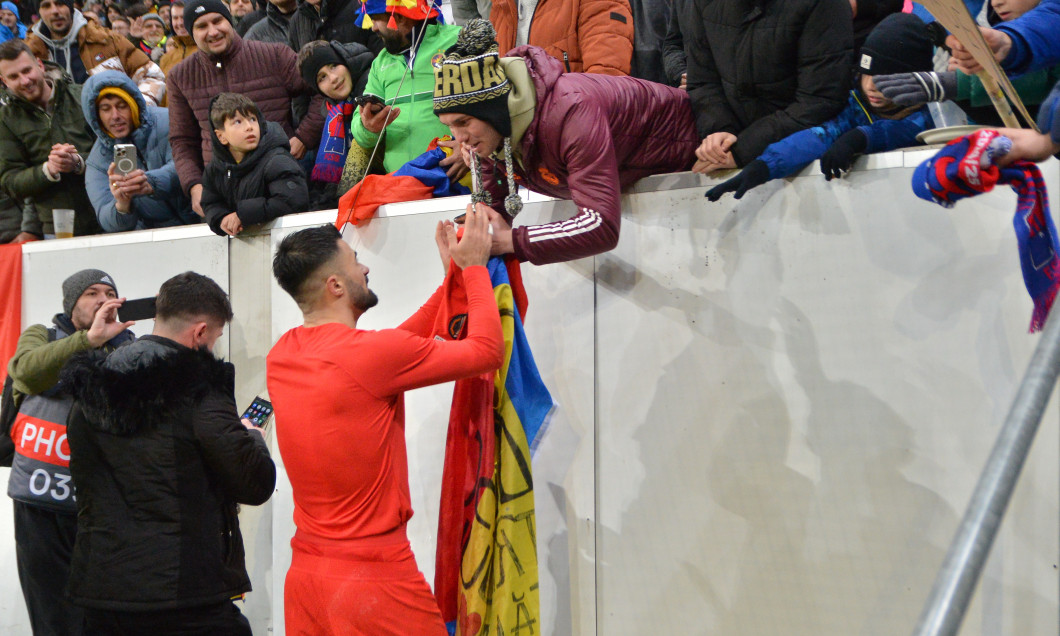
[335,174,434,229]
[0,243,22,384]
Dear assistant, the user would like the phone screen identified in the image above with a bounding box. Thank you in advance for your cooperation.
[118,297,156,322]
[241,397,274,428]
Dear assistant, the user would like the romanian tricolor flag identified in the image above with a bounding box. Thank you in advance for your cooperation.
[432,256,553,636]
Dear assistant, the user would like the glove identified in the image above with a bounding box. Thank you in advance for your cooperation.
[1039,86,1060,145]
[704,160,769,201]
[873,71,957,107]
[819,129,868,181]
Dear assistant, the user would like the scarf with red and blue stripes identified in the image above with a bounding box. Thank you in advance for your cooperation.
[913,129,1060,332]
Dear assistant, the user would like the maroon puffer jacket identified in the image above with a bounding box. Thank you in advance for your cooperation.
[166,35,324,194]
[481,46,698,265]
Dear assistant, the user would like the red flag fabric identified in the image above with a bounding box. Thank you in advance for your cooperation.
[335,174,435,229]
[0,243,22,383]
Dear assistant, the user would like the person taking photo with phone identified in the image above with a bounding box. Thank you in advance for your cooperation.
[60,271,276,635]
[81,70,198,232]
[4,268,135,636]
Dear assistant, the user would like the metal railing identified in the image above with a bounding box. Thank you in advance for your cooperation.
[912,305,1060,636]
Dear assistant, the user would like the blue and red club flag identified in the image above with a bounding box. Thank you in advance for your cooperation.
[429,254,553,636]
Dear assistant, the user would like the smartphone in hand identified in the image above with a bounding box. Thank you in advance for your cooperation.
[241,396,274,431]
[117,297,156,322]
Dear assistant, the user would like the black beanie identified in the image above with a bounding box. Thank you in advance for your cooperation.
[301,43,344,94]
[433,19,512,138]
[858,13,934,76]
[57,0,75,13]
[183,0,232,32]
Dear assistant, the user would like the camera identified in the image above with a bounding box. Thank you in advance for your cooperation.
[114,144,138,176]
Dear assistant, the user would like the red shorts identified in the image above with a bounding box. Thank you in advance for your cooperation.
[284,527,448,636]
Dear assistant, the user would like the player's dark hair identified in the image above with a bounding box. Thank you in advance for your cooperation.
[272,224,343,306]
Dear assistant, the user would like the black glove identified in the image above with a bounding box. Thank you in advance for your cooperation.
[704,160,770,201]
[819,129,868,181]
[873,71,957,107]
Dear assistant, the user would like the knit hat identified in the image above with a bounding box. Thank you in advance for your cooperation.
[141,11,165,27]
[55,0,74,14]
[433,19,512,137]
[300,43,344,92]
[62,269,118,317]
[0,1,20,20]
[358,0,439,27]
[97,86,141,134]
[858,13,934,76]
[183,0,231,31]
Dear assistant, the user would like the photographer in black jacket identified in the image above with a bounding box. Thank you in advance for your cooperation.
[61,271,275,636]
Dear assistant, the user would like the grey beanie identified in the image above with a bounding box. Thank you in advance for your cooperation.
[141,12,166,28]
[63,269,118,317]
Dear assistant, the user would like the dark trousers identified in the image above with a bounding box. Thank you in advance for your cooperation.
[12,500,84,636]
[83,601,253,636]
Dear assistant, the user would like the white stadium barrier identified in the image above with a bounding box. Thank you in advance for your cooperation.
[1,149,1056,635]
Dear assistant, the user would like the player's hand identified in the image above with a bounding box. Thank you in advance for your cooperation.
[946,28,1012,74]
[448,203,492,268]
[435,218,455,271]
[86,297,134,347]
[220,212,243,237]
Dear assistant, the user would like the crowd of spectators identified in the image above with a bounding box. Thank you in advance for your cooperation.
[0,0,1057,259]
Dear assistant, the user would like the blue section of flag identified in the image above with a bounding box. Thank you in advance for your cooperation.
[394,147,470,197]
[487,258,554,451]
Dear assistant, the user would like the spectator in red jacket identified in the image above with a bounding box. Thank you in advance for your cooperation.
[433,20,698,266]
[166,0,323,215]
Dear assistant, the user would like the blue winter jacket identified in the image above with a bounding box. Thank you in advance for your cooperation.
[996,0,1060,75]
[81,71,195,232]
[0,22,26,44]
[758,90,934,180]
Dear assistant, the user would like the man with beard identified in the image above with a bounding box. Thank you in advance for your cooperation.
[350,0,464,174]
[0,40,101,237]
[24,0,166,105]
[5,269,135,636]
[266,210,503,634]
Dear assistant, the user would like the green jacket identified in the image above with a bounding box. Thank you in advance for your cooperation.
[0,192,40,243]
[0,71,100,236]
[7,324,94,407]
[351,23,460,173]
[956,64,1060,111]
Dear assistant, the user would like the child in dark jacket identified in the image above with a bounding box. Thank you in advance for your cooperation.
[201,93,310,237]
[706,13,937,201]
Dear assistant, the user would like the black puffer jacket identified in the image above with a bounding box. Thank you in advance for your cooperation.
[61,336,276,611]
[201,117,309,235]
[287,0,383,58]
[685,0,853,166]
